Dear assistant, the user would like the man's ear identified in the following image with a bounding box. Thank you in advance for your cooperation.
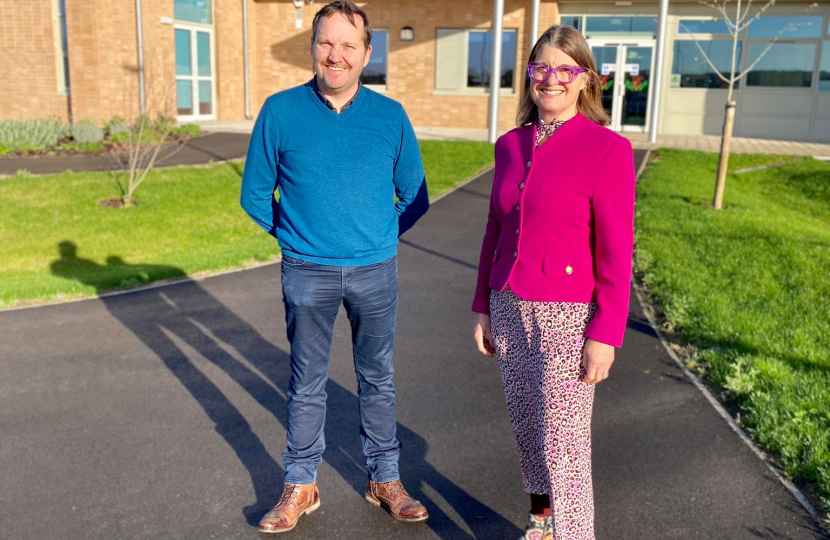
[363,45,373,68]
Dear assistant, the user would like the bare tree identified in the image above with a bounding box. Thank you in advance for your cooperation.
[108,51,184,208]
[680,0,809,209]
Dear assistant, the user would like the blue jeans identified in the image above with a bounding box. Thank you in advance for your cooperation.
[280,254,400,485]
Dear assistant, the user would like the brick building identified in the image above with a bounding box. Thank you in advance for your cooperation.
[2,0,830,140]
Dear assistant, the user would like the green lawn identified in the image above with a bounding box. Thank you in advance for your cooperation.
[0,140,493,307]
[635,149,830,514]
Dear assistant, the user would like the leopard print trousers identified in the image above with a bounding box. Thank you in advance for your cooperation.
[490,286,598,540]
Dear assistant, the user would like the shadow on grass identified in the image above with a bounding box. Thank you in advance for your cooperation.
[49,240,519,539]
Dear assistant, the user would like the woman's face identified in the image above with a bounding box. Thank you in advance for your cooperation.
[530,45,587,122]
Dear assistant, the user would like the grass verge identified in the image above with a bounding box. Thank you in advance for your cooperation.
[635,148,830,519]
[0,140,493,308]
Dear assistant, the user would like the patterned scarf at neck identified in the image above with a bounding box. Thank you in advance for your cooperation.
[535,117,567,147]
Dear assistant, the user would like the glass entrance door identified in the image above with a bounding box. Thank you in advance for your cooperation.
[589,41,654,132]
[175,25,215,121]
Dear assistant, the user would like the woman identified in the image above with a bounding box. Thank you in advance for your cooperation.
[471,25,635,540]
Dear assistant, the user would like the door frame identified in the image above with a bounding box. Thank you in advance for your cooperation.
[589,40,656,133]
[175,23,217,122]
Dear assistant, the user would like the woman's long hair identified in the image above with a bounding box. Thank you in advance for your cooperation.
[517,25,610,127]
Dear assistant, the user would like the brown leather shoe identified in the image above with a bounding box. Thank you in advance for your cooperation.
[365,479,428,522]
[259,482,320,533]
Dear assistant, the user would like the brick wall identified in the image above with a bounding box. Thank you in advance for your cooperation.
[0,0,69,120]
[2,0,561,130]
[250,0,561,130]
[64,0,175,125]
[215,1,247,120]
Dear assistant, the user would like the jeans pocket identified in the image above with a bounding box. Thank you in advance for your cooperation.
[281,255,308,268]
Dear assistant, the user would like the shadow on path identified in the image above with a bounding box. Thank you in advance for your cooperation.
[50,241,519,539]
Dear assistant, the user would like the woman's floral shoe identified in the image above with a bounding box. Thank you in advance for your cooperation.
[520,512,553,540]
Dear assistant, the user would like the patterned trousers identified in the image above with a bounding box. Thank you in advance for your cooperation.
[490,287,597,540]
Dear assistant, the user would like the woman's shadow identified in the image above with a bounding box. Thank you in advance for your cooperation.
[50,241,520,539]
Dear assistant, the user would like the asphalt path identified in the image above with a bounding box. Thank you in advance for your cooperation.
[1,165,827,540]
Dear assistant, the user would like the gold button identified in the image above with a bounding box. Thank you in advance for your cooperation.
[526,160,532,168]
[515,205,520,212]
[513,251,518,258]
[515,228,519,235]
[565,265,574,275]
[518,182,525,189]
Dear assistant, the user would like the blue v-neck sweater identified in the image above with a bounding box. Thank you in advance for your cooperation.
[241,81,429,266]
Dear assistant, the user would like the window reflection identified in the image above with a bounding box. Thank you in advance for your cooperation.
[560,15,581,31]
[747,16,822,39]
[819,42,830,91]
[672,40,741,89]
[678,19,731,35]
[467,30,517,89]
[585,16,657,37]
[361,30,388,87]
[746,43,815,87]
[174,0,212,24]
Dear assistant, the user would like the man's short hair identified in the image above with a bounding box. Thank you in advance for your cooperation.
[311,0,372,50]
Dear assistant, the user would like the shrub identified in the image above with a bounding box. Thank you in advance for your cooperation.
[72,120,104,144]
[172,124,201,138]
[153,115,176,134]
[105,116,129,138]
[0,118,67,151]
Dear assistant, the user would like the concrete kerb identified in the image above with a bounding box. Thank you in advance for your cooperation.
[632,282,828,533]
[632,151,828,532]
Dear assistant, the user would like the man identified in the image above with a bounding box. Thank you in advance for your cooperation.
[240,0,430,533]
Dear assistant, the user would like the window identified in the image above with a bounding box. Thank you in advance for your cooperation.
[174,0,212,24]
[747,16,822,39]
[746,43,815,87]
[467,30,517,89]
[361,30,388,88]
[560,15,582,32]
[52,0,70,95]
[677,19,731,36]
[672,40,742,89]
[434,29,517,93]
[584,16,657,38]
[819,42,830,91]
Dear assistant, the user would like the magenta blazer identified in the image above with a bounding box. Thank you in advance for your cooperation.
[471,113,636,347]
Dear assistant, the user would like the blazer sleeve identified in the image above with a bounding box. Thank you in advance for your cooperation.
[584,137,635,347]
[471,145,501,315]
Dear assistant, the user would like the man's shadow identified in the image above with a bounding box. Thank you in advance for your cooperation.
[50,241,520,539]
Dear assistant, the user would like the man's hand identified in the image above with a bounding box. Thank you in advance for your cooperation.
[581,338,615,384]
[474,313,496,357]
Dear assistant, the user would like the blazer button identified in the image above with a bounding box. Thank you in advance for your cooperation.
[565,265,574,275]
[515,228,519,235]
[526,160,532,168]
[513,251,518,258]
[518,182,525,190]
[515,205,520,212]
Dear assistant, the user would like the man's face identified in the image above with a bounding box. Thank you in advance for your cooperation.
[312,12,372,96]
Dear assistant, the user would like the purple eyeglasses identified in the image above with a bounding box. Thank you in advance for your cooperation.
[527,63,589,84]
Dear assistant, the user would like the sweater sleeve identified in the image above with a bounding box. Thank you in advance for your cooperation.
[471,143,501,315]
[240,99,281,238]
[394,105,429,237]
[584,137,636,347]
